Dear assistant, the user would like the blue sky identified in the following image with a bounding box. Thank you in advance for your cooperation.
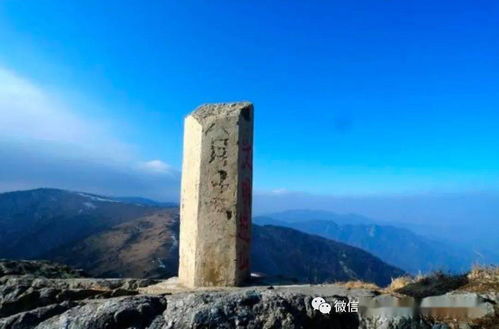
[1,0,499,200]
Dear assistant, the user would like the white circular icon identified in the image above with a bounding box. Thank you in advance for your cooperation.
[311,297,326,310]
[319,302,332,314]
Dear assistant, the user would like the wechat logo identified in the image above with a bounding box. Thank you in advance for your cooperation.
[311,297,331,314]
[312,296,359,314]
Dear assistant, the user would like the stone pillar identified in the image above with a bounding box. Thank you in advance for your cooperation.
[178,102,253,287]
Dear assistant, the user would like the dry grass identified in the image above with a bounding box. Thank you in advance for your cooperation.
[383,265,499,297]
[369,270,471,298]
[385,276,416,293]
[336,280,381,291]
[467,264,499,281]
[460,265,499,293]
[338,265,499,298]
[338,267,499,328]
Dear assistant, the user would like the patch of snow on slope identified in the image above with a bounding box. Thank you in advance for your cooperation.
[78,193,120,203]
[83,202,97,209]
[156,258,167,269]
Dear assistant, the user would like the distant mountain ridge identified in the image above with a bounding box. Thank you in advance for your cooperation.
[252,224,403,285]
[0,188,403,285]
[254,210,486,274]
[110,196,177,208]
[0,188,159,259]
[47,213,404,285]
[47,209,180,279]
[259,209,374,225]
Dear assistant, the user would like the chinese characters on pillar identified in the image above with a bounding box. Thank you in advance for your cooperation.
[238,138,252,271]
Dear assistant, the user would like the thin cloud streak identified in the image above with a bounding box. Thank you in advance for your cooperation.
[0,67,180,200]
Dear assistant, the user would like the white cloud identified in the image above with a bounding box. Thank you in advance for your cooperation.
[0,67,130,159]
[0,67,180,200]
[270,188,291,195]
[0,67,86,141]
[139,160,175,174]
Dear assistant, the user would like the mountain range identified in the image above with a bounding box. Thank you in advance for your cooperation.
[0,188,403,286]
[254,210,491,274]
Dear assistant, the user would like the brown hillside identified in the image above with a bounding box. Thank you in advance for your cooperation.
[50,209,179,278]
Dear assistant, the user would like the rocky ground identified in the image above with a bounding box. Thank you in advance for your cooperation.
[0,260,497,329]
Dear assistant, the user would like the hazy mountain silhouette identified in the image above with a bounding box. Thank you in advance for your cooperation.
[254,210,491,274]
[0,188,158,259]
[259,209,374,225]
[0,188,403,285]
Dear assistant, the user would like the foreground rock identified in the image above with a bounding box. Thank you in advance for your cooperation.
[0,259,86,279]
[0,261,497,329]
[0,275,158,319]
[1,275,497,329]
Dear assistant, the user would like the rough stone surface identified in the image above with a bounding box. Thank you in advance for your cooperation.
[161,289,359,329]
[0,275,497,329]
[0,276,157,318]
[0,301,77,329]
[0,259,86,279]
[179,102,254,288]
[34,296,166,329]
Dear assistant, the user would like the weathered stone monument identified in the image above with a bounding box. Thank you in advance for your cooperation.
[178,102,253,287]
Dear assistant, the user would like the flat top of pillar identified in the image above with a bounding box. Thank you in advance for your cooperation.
[190,102,253,121]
